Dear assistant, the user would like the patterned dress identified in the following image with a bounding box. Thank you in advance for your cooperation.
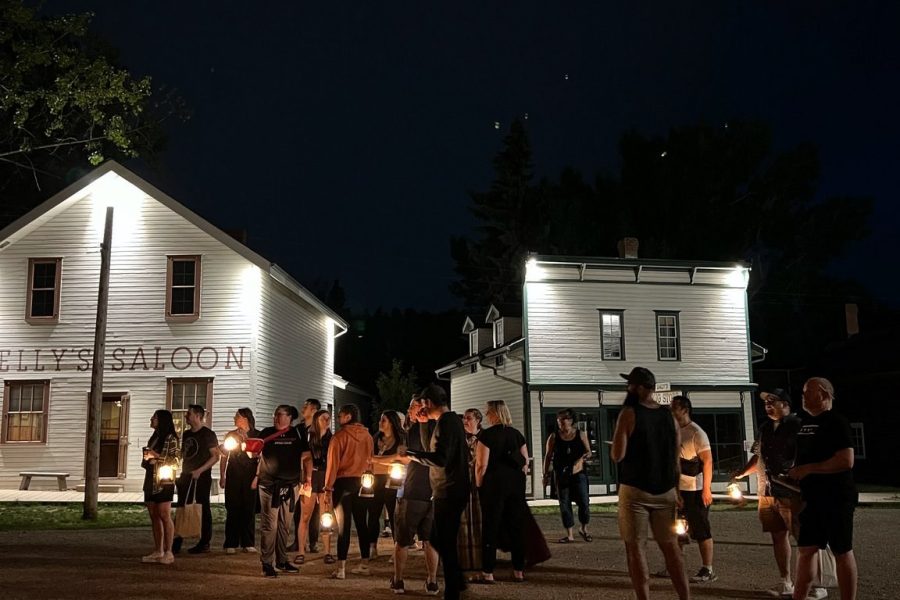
[457,432,483,571]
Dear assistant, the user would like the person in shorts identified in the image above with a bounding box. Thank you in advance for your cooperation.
[789,378,857,600]
[611,367,690,600]
[390,393,439,595]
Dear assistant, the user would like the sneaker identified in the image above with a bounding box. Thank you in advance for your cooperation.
[158,552,175,565]
[276,562,300,574]
[652,569,669,578]
[331,568,346,580]
[690,567,718,583]
[243,546,257,553]
[425,580,440,595]
[351,564,371,575]
[141,552,162,563]
[225,548,236,555]
[390,577,405,594]
[768,580,794,597]
[187,544,210,554]
[262,563,277,578]
[807,588,828,600]
[382,526,393,538]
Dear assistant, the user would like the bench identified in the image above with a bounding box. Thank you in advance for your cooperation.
[19,472,69,491]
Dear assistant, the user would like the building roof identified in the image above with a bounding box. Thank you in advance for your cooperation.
[435,337,524,377]
[0,161,347,335]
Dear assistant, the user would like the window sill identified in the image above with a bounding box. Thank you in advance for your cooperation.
[165,314,200,323]
[25,317,59,325]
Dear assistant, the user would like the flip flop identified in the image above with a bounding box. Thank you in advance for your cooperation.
[579,531,593,542]
[323,554,336,564]
[293,554,305,565]
[557,537,575,544]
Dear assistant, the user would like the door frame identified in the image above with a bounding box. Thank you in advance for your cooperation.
[83,391,130,479]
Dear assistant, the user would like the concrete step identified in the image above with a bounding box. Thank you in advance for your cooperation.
[75,484,125,493]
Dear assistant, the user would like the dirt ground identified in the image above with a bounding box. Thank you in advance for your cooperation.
[0,508,896,600]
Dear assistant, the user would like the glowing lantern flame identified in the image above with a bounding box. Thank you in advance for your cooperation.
[727,482,743,501]
[158,465,175,482]
[389,462,405,480]
[223,436,239,452]
[674,518,689,536]
[320,511,335,529]
[361,471,375,490]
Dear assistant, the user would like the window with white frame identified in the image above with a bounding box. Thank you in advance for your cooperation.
[656,312,681,361]
[849,422,866,459]
[493,319,504,347]
[469,331,478,356]
[599,310,625,360]
[167,378,212,436]
[2,380,50,443]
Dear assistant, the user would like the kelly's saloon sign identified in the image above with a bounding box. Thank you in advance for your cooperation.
[0,345,248,373]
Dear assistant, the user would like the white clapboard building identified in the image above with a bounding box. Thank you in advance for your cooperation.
[437,247,764,498]
[0,162,347,491]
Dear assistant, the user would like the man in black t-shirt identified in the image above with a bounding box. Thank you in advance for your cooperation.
[788,378,858,600]
[174,404,220,554]
[256,404,312,578]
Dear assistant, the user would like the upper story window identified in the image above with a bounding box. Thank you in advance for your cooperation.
[599,310,625,360]
[26,258,62,323]
[493,319,504,347]
[656,311,681,361]
[849,422,866,459]
[166,256,201,322]
[469,331,478,356]
[2,380,50,444]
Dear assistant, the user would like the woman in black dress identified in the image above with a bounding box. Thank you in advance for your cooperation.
[220,407,260,553]
[366,410,405,557]
[142,409,180,564]
[298,409,334,564]
[472,400,529,583]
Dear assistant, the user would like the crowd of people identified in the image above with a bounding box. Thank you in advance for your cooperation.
[139,369,858,600]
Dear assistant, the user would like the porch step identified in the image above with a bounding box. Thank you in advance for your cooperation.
[75,484,125,493]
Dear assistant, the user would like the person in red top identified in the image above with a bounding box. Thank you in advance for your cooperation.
[323,403,374,580]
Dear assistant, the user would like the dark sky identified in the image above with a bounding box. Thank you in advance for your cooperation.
[45,1,900,311]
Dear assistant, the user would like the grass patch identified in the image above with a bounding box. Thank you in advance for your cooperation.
[0,503,227,531]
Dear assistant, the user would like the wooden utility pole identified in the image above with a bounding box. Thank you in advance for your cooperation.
[83,206,114,521]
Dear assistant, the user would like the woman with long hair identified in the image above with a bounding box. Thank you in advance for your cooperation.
[220,407,260,554]
[457,407,484,572]
[297,409,334,565]
[367,410,405,557]
[472,400,529,583]
[142,409,180,565]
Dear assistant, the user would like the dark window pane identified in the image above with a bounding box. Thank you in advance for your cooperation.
[172,260,195,286]
[31,290,55,316]
[171,287,195,314]
[32,263,56,288]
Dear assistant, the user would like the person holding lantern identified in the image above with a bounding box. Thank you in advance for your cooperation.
[611,367,690,600]
[366,410,406,557]
[220,408,260,554]
[255,404,312,578]
[390,393,439,595]
[296,408,333,565]
[141,409,180,564]
[323,403,374,579]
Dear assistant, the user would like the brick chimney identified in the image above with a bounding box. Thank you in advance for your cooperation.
[617,237,639,259]
[845,303,859,338]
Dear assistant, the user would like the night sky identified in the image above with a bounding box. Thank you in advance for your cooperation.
[44,1,900,311]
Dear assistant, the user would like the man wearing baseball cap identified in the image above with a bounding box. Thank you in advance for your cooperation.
[611,367,690,600]
[734,389,826,599]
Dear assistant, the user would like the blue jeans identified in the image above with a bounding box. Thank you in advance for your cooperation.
[557,472,590,529]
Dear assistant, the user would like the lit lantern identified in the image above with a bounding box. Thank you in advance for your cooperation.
[223,436,240,452]
[386,461,406,490]
[320,509,337,534]
[359,470,376,498]
[674,517,689,536]
[726,482,744,501]
[158,464,175,483]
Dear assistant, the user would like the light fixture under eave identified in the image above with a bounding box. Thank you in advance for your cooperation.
[726,266,749,288]
[88,172,144,241]
[525,257,545,281]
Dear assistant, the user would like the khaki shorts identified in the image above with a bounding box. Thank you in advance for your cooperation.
[758,495,801,537]
[618,484,677,544]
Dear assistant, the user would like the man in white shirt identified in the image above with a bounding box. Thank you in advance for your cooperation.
[671,395,717,583]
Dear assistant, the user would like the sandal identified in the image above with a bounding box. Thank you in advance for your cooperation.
[293,554,305,565]
[323,553,336,565]
[468,574,496,584]
[557,536,575,544]
[513,576,527,583]
[579,530,593,542]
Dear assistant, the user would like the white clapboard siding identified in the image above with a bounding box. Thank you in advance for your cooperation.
[525,280,750,385]
[253,274,334,422]
[449,351,525,432]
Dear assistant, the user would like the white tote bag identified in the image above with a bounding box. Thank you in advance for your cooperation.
[816,545,838,588]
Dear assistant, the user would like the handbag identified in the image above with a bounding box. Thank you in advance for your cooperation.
[816,546,838,588]
[174,480,202,539]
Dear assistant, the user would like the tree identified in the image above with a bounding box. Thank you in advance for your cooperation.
[1,1,185,225]
[450,118,546,309]
[374,359,418,413]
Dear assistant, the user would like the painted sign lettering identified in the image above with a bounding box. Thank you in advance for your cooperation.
[0,345,247,372]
